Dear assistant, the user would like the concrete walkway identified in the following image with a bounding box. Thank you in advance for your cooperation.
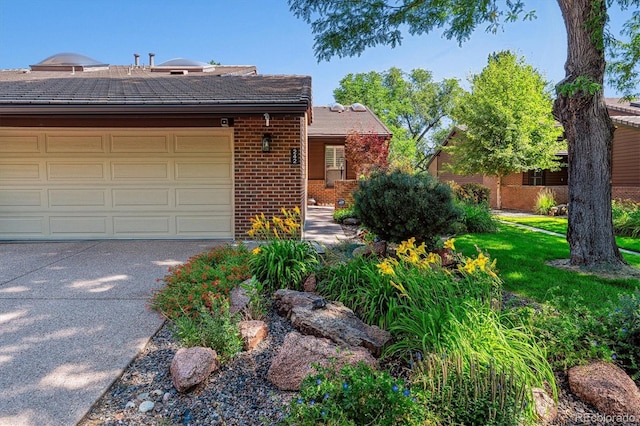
[303,205,346,247]
[0,240,222,426]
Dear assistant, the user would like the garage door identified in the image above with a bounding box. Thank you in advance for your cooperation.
[0,128,234,239]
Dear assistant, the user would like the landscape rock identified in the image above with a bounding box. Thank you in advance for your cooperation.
[532,387,558,424]
[302,273,317,293]
[170,347,220,392]
[273,289,391,357]
[267,331,378,391]
[239,320,268,350]
[230,281,251,315]
[568,361,640,417]
[343,217,360,226]
[138,401,155,413]
[352,241,387,258]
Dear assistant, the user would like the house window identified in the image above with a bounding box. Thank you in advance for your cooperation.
[529,170,544,186]
[325,145,345,188]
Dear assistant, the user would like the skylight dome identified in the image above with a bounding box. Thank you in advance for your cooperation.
[151,57,216,73]
[330,103,345,112]
[351,103,367,112]
[30,52,109,71]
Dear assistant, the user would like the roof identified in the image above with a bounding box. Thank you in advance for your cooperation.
[611,115,640,129]
[308,105,392,138]
[605,98,640,116]
[0,66,310,114]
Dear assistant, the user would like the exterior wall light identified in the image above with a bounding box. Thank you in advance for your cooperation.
[262,133,272,152]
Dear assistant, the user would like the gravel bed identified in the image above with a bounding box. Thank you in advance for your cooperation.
[79,308,297,426]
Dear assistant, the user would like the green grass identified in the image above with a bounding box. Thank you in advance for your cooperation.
[454,223,640,312]
[497,215,640,253]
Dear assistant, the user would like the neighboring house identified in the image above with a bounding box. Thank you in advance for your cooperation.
[0,53,311,240]
[428,99,640,211]
[307,103,392,205]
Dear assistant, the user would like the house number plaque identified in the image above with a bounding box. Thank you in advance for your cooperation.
[290,148,300,165]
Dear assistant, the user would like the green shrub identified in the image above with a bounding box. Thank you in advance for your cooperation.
[450,181,492,205]
[413,354,527,426]
[354,170,461,248]
[458,201,497,233]
[333,206,357,224]
[612,199,640,237]
[282,362,431,426]
[603,289,640,378]
[534,188,556,215]
[171,302,244,363]
[249,239,319,293]
[149,244,251,319]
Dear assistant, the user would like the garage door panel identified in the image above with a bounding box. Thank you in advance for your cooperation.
[175,161,232,179]
[48,163,105,180]
[113,216,171,234]
[175,135,232,153]
[46,136,105,153]
[48,189,106,207]
[111,136,170,153]
[0,128,234,239]
[112,162,169,180]
[176,188,232,209]
[177,216,232,234]
[50,216,107,234]
[0,190,42,207]
[0,217,44,234]
[112,189,170,207]
[0,136,40,153]
[0,163,41,180]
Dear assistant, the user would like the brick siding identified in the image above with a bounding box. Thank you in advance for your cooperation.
[234,115,305,238]
[501,185,569,211]
[612,187,640,202]
[335,180,359,209]
[308,180,335,205]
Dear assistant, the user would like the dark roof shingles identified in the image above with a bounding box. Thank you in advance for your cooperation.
[0,66,311,107]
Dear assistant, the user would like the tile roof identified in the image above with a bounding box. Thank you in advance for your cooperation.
[308,105,392,137]
[0,66,311,110]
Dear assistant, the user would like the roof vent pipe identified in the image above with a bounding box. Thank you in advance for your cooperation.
[149,53,155,67]
[134,53,140,67]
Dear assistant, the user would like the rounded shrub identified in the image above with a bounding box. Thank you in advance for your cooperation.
[353,171,461,247]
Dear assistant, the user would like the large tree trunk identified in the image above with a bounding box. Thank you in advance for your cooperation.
[554,0,625,267]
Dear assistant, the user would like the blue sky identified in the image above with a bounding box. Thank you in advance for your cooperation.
[0,0,631,106]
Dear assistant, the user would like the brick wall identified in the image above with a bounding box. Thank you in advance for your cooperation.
[612,186,640,202]
[308,180,335,205]
[501,185,569,211]
[234,115,305,237]
[335,180,359,209]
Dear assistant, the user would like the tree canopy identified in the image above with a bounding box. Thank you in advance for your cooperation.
[446,51,564,178]
[334,67,461,170]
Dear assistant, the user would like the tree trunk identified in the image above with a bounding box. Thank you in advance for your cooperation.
[554,0,625,267]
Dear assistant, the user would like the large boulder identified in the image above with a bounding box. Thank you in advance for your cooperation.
[267,331,377,391]
[170,347,219,392]
[273,289,391,357]
[568,361,640,417]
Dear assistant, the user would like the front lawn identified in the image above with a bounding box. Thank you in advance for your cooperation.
[498,214,640,253]
[454,223,640,311]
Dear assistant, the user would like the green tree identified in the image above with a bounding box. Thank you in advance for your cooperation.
[289,0,640,268]
[446,51,564,209]
[334,67,461,171]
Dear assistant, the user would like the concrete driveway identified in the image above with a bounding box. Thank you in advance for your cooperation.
[0,240,222,426]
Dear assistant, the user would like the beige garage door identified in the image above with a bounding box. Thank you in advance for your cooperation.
[0,128,234,239]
